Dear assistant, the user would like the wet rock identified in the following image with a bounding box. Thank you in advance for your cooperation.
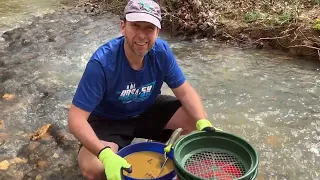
[0,120,4,129]
[37,160,47,169]
[1,28,26,41]
[0,133,8,141]
[0,70,14,83]
[30,124,53,141]
[11,170,24,179]
[47,36,56,42]
[21,52,39,61]
[0,160,10,170]
[28,141,41,150]
[10,157,28,164]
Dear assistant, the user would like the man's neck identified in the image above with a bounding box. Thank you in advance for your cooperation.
[124,42,144,70]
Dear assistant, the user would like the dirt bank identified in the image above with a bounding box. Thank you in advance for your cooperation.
[78,0,320,61]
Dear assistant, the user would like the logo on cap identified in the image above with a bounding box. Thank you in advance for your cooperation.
[138,1,153,13]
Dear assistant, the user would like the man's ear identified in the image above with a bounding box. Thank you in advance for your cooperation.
[120,20,125,35]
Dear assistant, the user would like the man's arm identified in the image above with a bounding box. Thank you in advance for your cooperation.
[171,81,207,123]
[68,60,107,156]
[68,104,105,156]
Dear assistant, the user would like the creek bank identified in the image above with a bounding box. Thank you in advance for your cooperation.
[80,0,320,61]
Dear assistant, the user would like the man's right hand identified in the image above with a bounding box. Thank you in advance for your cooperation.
[98,147,132,180]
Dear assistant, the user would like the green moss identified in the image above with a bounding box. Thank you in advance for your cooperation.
[312,18,320,31]
[311,0,320,5]
[313,24,320,31]
[277,12,295,24]
[244,12,262,23]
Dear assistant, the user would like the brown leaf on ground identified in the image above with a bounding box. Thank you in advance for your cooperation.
[0,160,10,170]
[37,161,47,169]
[2,93,15,100]
[30,124,53,141]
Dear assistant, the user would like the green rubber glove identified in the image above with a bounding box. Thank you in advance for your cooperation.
[98,147,132,180]
[196,119,223,132]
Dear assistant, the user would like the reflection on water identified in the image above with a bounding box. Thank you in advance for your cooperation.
[0,3,319,180]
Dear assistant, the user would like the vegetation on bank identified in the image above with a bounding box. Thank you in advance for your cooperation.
[80,0,320,60]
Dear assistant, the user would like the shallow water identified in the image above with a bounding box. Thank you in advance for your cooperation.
[0,2,319,180]
[0,0,76,34]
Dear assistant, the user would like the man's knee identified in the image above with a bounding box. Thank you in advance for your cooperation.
[81,165,104,180]
[166,106,196,134]
[78,141,119,180]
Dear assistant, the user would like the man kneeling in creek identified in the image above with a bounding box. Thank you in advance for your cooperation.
[68,0,218,179]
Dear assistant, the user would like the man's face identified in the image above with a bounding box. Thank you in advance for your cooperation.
[121,20,160,57]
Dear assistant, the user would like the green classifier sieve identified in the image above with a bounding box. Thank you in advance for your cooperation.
[173,130,259,180]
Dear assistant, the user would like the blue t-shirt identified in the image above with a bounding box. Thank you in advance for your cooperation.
[72,36,186,120]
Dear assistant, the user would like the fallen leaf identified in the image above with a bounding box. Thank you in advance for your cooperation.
[30,124,52,141]
[10,157,28,164]
[37,161,47,169]
[35,174,42,180]
[2,93,15,100]
[0,160,10,170]
[53,153,59,158]
[84,30,90,35]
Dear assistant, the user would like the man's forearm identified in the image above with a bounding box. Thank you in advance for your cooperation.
[177,83,207,122]
[68,116,105,156]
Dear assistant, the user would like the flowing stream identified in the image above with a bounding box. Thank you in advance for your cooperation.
[0,1,319,180]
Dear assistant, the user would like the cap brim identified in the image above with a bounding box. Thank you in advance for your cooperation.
[126,13,161,29]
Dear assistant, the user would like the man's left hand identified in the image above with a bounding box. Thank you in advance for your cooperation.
[196,119,223,132]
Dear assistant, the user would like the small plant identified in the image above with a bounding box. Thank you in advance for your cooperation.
[312,18,320,31]
[311,0,320,5]
[277,12,295,24]
[244,12,262,23]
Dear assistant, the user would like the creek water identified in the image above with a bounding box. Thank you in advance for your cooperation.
[0,1,319,180]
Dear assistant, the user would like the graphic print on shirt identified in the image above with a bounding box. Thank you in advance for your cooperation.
[117,81,156,104]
